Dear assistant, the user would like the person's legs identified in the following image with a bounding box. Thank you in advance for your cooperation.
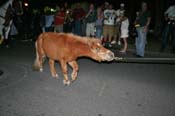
[108,26,114,47]
[172,23,175,53]
[86,23,91,37]
[56,25,63,33]
[59,24,63,33]
[139,30,147,57]
[161,24,170,52]
[96,27,101,38]
[78,21,82,36]
[90,23,95,37]
[75,20,81,35]
[120,37,127,52]
[108,25,114,42]
[103,25,108,42]
[136,27,147,57]
[111,26,117,44]
[45,27,53,32]
[54,25,59,32]
[136,28,142,55]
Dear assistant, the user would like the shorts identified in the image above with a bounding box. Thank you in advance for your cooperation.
[103,25,115,39]
[120,29,129,38]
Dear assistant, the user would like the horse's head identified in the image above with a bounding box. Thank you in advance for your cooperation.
[87,38,114,62]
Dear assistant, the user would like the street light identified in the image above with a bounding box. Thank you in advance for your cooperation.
[24,2,28,7]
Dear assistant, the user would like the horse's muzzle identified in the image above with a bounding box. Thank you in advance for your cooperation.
[106,51,115,61]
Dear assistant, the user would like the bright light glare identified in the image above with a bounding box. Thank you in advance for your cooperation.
[24,3,28,7]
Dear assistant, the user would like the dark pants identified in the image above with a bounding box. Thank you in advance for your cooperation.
[45,27,53,32]
[161,20,175,52]
[64,23,72,33]
[74,20,82,36]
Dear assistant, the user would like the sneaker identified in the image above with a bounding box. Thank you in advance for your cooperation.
[133,53,143,57]
[119,50,126,53]
[117,41,121,45]
[136,55,143,58]
[111,40,116,44]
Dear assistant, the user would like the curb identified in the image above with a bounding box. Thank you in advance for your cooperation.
[127,48,175,57]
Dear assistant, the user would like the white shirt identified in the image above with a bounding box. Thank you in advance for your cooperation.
[165,5,175,18]
[103,9,117,25]
[116,9,125,17]
[115,9,125,25]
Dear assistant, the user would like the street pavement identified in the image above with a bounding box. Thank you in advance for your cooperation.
[0,39,175,116]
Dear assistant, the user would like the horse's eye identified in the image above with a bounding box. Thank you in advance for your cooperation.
[96,47,100,52]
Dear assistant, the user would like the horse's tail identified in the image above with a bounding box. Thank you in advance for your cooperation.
[33,33,45,71]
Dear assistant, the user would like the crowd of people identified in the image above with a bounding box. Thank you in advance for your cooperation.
[40,1,152,56]
[0,0,175,76]
[45,1,174,56]
[0,1,175,55]
[41,2,130,53]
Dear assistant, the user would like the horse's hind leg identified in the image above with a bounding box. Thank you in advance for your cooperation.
[49,59,58,79]
[38,48,45,72]
[33,41,45,72]
[68,61,79,82]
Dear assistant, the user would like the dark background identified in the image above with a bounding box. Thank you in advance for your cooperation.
[25,0,174,34]
[0,0,174,34]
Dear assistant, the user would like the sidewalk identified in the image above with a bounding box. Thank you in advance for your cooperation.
[111,35,175,58]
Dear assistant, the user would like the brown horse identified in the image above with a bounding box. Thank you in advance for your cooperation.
[33,32,114,85]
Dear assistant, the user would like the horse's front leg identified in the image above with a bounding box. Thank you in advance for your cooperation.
[68,61,79,82]
[60,60,70,86]
[49,59,59,79]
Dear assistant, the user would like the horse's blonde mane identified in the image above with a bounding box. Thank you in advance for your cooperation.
[58,33,101,44]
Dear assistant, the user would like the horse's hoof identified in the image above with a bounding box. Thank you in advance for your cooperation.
[55,74,59,79]
[39,68,43,72]
[63,80,71,86]
[51,73,59,78]
[71,79,76,83]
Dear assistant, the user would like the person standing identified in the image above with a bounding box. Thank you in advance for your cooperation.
[118,11,129,53]
[0,0,22,48]
[160,3,175,53]
[54,6,65,33]
[112,3,126,45]
[103,4,117,47]
[95,5,103,39]
[44,6,54,32]
[64,2,73,33]
[134,2,151,57]
[72,2,86,36]
[85,3,96,37]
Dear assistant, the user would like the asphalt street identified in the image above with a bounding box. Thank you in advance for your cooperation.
[0,40,175,116]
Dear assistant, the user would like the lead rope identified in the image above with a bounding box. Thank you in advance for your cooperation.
[113,57,175,64]
[114,57,123,61]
